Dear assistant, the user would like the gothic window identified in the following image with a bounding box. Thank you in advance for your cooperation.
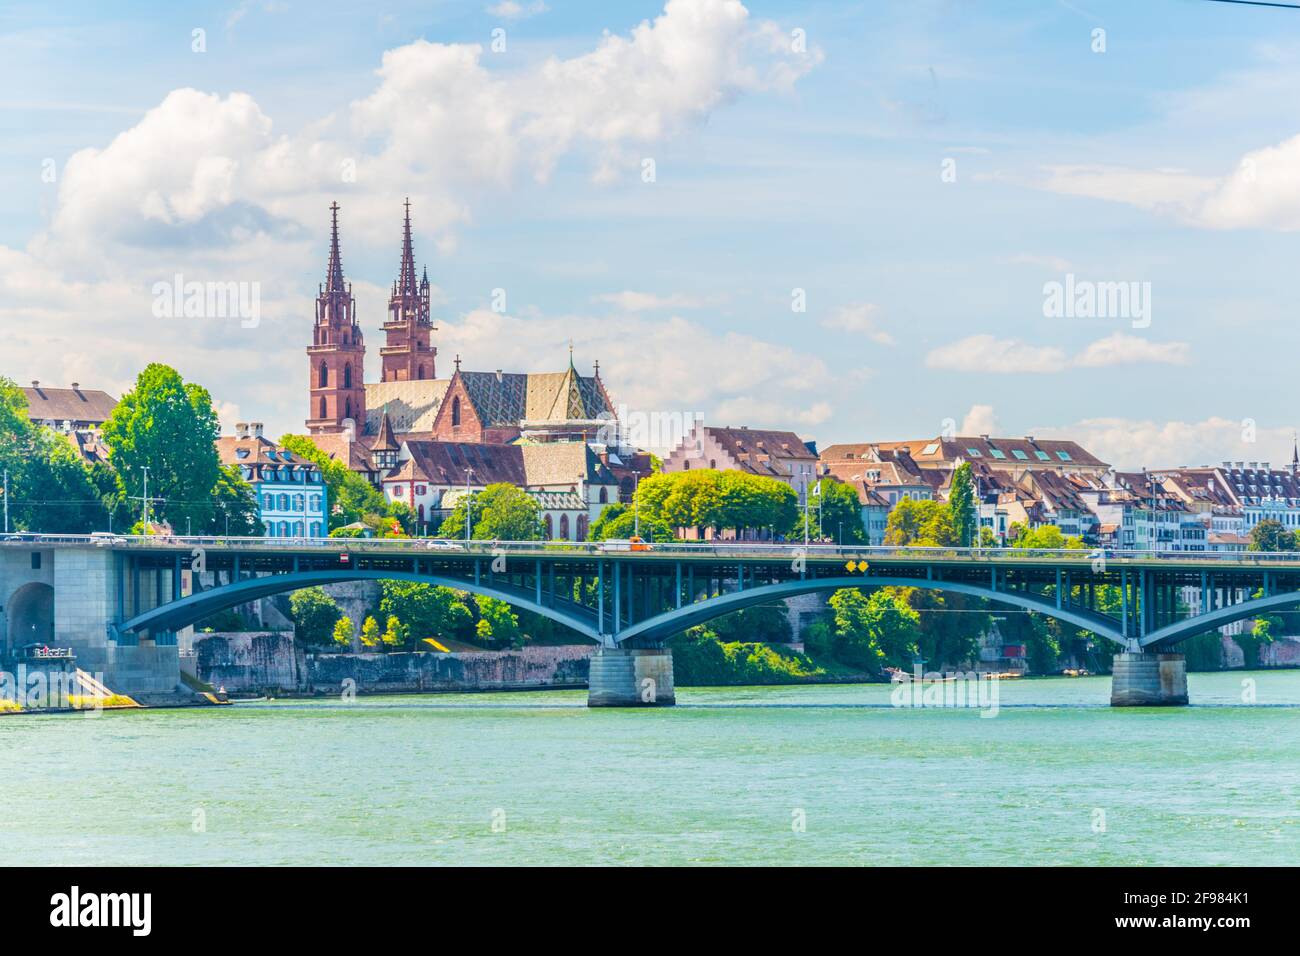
[599,487,608,504]
[544,514,553,539]
[319,397,326,419]
[319,364,329,387]
[418,365,426,380]
[560,514,570,540]
[345,398,353,420]
[577,515,588,541]
[343,363,352,388]
[451,396,461,427]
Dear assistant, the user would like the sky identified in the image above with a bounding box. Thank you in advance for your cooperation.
[3,0,1300,469]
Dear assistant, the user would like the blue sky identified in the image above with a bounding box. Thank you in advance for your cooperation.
[3,0,1300,468]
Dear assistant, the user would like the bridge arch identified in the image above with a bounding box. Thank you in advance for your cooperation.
[1142,590,1300,649]
[6,581,55,651]
[118,570,601,642]
[613,576,1129,648]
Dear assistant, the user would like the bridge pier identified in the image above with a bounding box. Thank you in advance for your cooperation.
[1110,651,1187,707]
[587,647,675,707]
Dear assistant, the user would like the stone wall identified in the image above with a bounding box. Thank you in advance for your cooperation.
[304,644,595,695]
[192,631,301,693]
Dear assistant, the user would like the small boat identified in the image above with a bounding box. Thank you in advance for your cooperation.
[229,695,270,703]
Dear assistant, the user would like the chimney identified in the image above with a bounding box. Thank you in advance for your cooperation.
[495,369,503,382]
[1024,435,1034,442]
[235,421,249,439]
[250,422,264,439]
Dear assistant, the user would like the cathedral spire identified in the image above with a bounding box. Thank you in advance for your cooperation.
[397,197,418,299]
[325,201,345,291]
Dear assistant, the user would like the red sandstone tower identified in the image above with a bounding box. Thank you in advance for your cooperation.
[381,198,436,382]
[307,202,367,435]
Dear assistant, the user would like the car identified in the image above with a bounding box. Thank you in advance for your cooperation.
[601,535,652,553]
[424,538,463,551]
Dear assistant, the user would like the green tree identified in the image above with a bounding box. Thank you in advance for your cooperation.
[1248,518,1296,552]
[439,483,542,540]
[213,464,264,536]
[586,503,674,542]
[289,587,341,646]
[474,596,523,648]
[949,462,976,547]
[795,477,866,543]
[331,616,355,649]
[378,580,474,642]
[1009,524,1086,550]
[884,498,958,547]
[826,588,921,671]
[102,364,221,533]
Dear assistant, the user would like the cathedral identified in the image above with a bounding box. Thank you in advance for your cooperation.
[305,201,649,515]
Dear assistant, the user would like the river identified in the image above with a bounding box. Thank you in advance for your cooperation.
[4,671,1298,865]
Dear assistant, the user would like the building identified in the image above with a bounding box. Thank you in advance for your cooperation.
[217,423,329,538]
[21,382,118,432]
[824,434,1109,477]
[380,438,620,539]
[302,201,643,497]
[662,424,819,495]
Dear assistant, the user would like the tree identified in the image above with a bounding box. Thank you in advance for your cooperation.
[102,364,221,533]
[1249,518,1297,553]
[378,580,474,642]
[289,587,341,646]
[213,464,264,536]
[884,498,958,547]
[331,617,354,649]
[474,596,522,648]
[795,477,866,543]
[360,615,381,648]
[382,615,409,650]
[586,503,674,542]
[1009,524,1086,550]
[949,462,976,547]
[826,588,921,671]
[439,483,542,540]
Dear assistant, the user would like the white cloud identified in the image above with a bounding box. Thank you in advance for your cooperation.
[821,302,893,344]
[486,1,548,19]
[925,334,1068,373]
[439,308,833,434]
[1031,416,1295,472]
[0,0,821,438]
[1073,333,1189,368]
[925,333,1189,373]
[1034,133,1300,232]
[959,404,998,436]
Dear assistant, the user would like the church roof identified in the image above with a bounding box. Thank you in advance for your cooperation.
[390,441,527,486]
[371,410,400,452]
[364,380,450,434]
[520,442,617,487]
[458,369,613,428]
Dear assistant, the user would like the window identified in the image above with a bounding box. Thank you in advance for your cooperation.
[279,493,290,510]
[310,495,321,512]
[966,448,982,458]
[392,485,404,497]
[451,396,462,427]
[922,443,940,455]
[31,552,41,570]
[599,487,608,504]
[989,448,1006,459]
[544,514,553,538]
[319,397,327,419]
[418,365,426,380]
[418,504,425,522]
[577,515,588,540]
[1035,450,1050,461]
[294,494,305,511]
[416,485,426,496]
[343,363,352,388]
[319,364,328,387]
[279,521,290,537]
[294,522,303,537]
[263,494,273,510]
[1056,451,1072,461]
[1012,449,1028,460]
[560,514,570,539]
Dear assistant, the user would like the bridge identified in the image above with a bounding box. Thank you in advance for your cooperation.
[5,533,1300,706]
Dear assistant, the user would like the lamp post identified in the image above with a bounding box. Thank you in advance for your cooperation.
[464,466,475,544]
[2,468,8,533]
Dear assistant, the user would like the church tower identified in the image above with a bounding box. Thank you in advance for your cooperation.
[307,202,367,435]
[381,198,436,382]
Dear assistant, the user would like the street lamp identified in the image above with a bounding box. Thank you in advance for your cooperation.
[464,466,475,544]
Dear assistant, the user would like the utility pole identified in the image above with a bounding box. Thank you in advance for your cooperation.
[2,469,8,533]
[633,473,641,537]
[464,466,475,543]
[802,477,810,547]
[129,466,163,534]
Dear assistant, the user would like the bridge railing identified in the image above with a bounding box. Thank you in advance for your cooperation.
[7,532,1300,566]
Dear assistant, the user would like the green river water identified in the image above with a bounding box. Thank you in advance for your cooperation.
[3,671,1298,865]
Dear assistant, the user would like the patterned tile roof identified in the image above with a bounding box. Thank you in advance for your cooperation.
[459,369,614,428]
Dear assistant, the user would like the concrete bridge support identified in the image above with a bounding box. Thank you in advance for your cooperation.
[587,647,675,707]
[1110,651,1188,706]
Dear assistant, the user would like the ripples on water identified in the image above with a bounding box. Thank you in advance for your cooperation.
[3,671,1297,865]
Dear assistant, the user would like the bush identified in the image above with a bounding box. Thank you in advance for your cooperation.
[668,627,824,686]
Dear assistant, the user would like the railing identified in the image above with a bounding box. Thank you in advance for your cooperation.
[5,532,1300,565]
